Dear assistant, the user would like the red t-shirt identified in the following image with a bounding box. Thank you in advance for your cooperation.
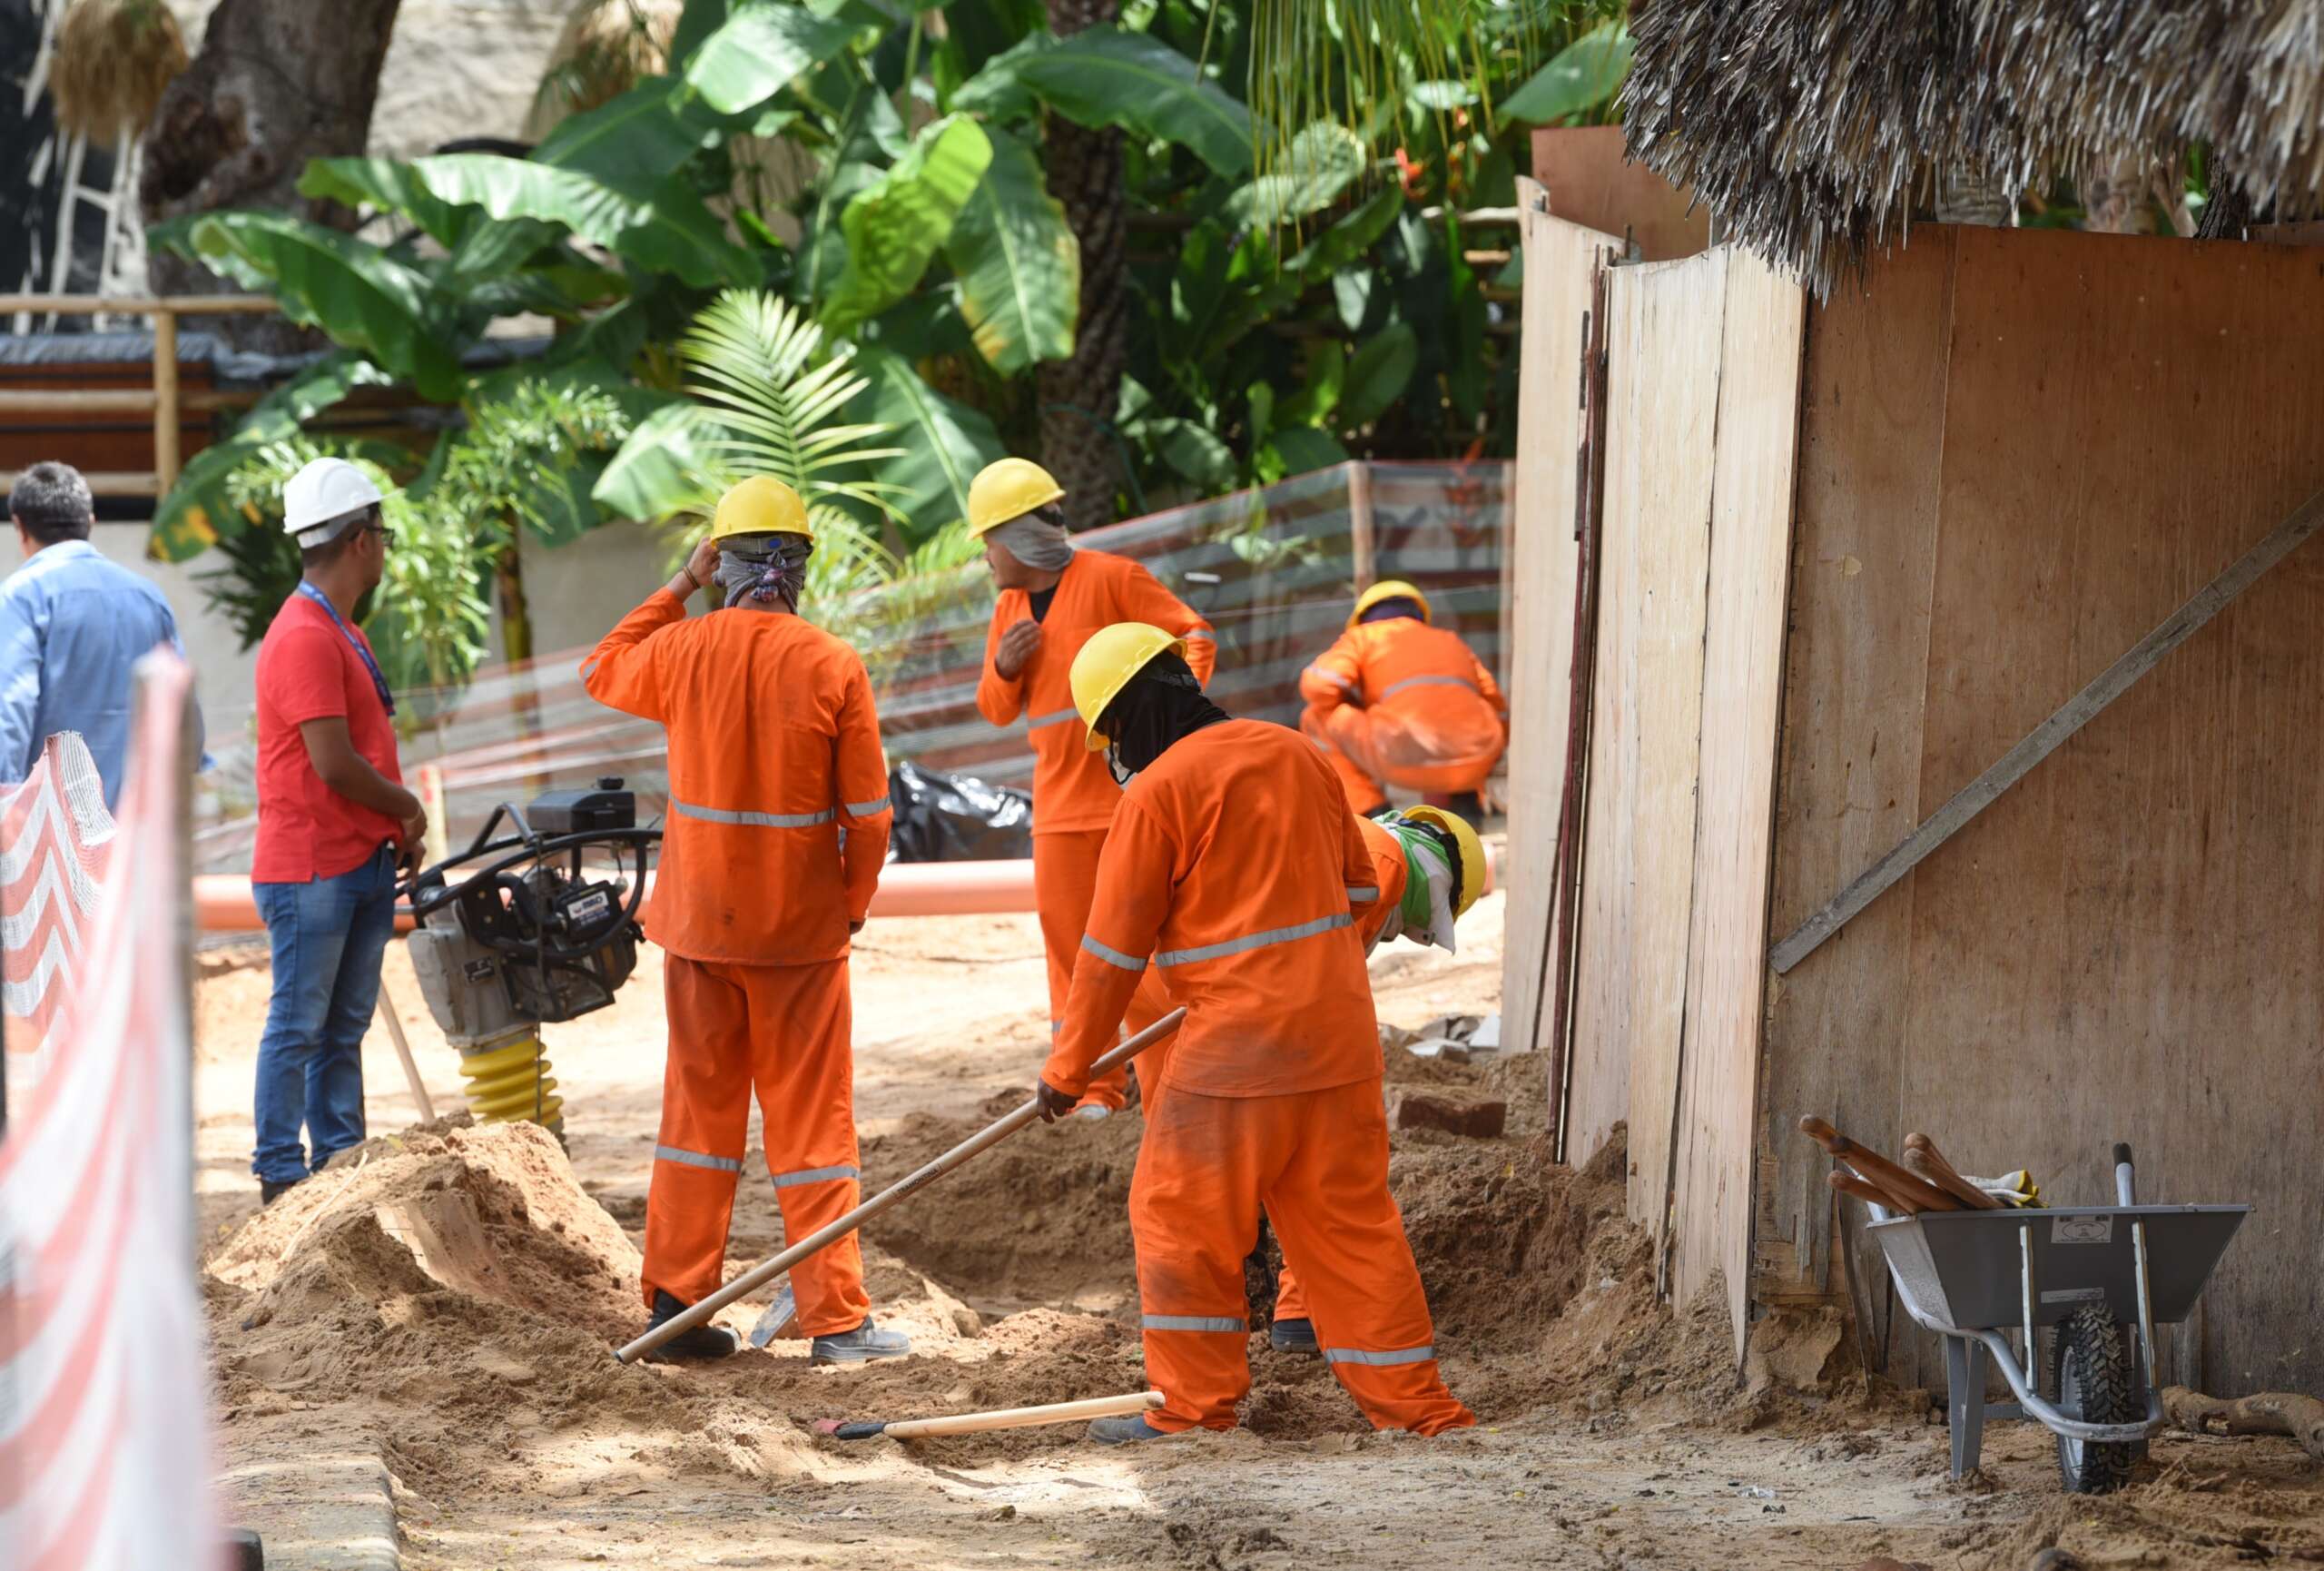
[252,590,406,883]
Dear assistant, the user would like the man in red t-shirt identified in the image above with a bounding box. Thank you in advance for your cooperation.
[250,459,427,1204]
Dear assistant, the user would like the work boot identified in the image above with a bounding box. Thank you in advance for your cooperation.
[811,1317,911,1366]
[259,1176,305,1207]
[1088,1414,1169,1445]
[1445,791,1486,822]
[644,1289,741,1361]
[1267,1317,1319,1356]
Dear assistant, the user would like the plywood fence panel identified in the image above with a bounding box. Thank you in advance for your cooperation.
[1757,232,1957,1316]
[1501,186,1620,1079]
[1669,252,1806,1349]
[1569,252,1725,1208]
[1894,227,2324,1394]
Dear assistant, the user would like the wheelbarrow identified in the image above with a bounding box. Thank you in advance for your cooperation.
[1857,1142,2246,1493]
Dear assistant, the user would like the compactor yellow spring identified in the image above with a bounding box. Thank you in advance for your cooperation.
[457,1034,565,1137]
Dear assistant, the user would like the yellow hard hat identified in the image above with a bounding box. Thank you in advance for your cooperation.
[967,458,1065,539]
[1348,578,1432,628]
[1070,621,1185,751]
[1402,805,1485,917]
[708,476,811,543]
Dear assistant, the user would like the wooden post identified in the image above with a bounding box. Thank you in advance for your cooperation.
[152,308,180,495]
[1347,460,1376,590]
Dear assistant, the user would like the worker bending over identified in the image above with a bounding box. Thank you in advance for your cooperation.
[584,478,906,1365]
[970,459,1213,1116]
[1268,805,1486,1355]
[1298,579,1507,818]
[1040,622,1474,1442]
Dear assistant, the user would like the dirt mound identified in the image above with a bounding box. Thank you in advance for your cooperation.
[1961,1448,2324,1567]
[859,1087,1142,1309]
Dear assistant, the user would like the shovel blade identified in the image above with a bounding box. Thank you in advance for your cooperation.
[748,1281,798,1348]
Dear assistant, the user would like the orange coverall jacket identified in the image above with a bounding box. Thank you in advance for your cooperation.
[1043,718,1382,1100]
[1353,812,1411,952]
[976,549,1215,837]
[1298,616,1509,797]
[583,591,892,963]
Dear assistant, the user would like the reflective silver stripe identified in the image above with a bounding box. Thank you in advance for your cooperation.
[580,657,600,681]
[1143,1314,1246,1334]
[1305,665,1358,694]
[1346,885,1378,903]
[770,1162,859,1189]
[1380,673,1479,701]
[1080,933,1147,971]
[1324,1344,1438,1368]
[844,795,891,817]
[1182,628,1216,641]
[1049,1020,1061,1035]
[1155,913,1350,967]
[672,798,835,828]
[1028,707,1082,730]
[656,1144,742,1174]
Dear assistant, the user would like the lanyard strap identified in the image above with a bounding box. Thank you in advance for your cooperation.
[296,581,396,717]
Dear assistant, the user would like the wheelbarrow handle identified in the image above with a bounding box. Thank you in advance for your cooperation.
[2113,1141,2136,1206]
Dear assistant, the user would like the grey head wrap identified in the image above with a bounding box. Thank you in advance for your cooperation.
[988,512,1074,573]
[714,530,813,611]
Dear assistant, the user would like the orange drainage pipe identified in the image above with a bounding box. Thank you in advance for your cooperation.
[192,846,1489,934]
[192,858,1043,934]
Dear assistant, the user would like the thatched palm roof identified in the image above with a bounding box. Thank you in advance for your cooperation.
[1624,0,2324,290]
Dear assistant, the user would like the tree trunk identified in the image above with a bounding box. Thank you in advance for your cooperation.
[1039,0,1128,531]
[139,0,404,353]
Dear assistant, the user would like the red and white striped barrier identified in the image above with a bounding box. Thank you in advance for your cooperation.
[1,654,215,1570]
[0,736,114,1055]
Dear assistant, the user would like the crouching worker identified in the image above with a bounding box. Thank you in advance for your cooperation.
[583,477,908,1366]
[1298,580,1507,818]
[1268,804,1486,1355]
[1039,623,1474,1442]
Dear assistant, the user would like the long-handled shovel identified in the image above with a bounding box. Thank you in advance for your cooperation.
[814,1389,1163,1442]
[615,1007,1185,1365]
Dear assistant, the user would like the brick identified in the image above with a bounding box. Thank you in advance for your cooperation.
[1391,1092,1507,1140]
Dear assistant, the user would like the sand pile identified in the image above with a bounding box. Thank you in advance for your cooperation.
[1963,1448,2324,1567]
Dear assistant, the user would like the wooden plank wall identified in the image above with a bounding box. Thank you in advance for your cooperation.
[1762,224,2324,1394]
[1669,252,1807,1343]
[1566,252,1727,1195]
[1499,185,1620,1079]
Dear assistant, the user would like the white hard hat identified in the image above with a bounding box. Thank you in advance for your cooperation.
[283,458,386,545]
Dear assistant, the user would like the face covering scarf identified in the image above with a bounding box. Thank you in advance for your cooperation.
[1098,653,1229,786]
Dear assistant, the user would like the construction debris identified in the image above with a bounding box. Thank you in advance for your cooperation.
[1393,1092,1508,1141]
[2164,1386,2324,1463]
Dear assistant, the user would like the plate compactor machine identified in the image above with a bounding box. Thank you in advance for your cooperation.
[403,779,659,1137]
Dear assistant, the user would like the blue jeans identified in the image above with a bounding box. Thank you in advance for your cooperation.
[251,843,398,1184]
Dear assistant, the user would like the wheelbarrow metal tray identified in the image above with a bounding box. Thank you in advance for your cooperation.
[1868,1206,2248,1334]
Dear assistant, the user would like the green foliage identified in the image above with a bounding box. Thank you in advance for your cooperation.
[154,0,1567,589]
[193,383,633,695]
[945,124,1078,373]
[1502,22,1632,125]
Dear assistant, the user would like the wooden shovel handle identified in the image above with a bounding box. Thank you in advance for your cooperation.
[1798,1116,1961,1212]
[1829,1169,1923,1215]
[1903,1137,2004,1210]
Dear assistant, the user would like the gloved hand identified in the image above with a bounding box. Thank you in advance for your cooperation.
[1035,1079,1078,1123]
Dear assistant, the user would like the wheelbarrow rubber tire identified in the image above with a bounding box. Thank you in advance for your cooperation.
[2051,1303,2137,1494]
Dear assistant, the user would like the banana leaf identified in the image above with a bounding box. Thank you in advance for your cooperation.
[532,78,707,187]
[1227,124,1366,228]
[683,2,862,115]
[301,154,755,290]
[153,211,465,399]
[845,347,1005,540]
[1011,25,1253,176]
[1501,23,1631,126]
[1339,322,1418,430]
[945,124,1077,372]
[820,115,993,335]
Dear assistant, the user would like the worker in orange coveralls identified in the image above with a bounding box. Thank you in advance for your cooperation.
[583,477,908,1366]
[1266,804,1488,1355]
[1038,622,1475,1443]
[1298,579,1508,819]
[970,458,1214,1118]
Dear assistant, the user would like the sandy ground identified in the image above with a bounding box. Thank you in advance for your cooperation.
[192,888,2324,1571]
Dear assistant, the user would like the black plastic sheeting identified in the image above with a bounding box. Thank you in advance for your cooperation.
[884,760,1032,863]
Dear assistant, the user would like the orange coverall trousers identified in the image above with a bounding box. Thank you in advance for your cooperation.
[1300,703,1502,815]
[643,955,870,1337]
[1033,828,1172,1112]
[1134,1075,1473,1436]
